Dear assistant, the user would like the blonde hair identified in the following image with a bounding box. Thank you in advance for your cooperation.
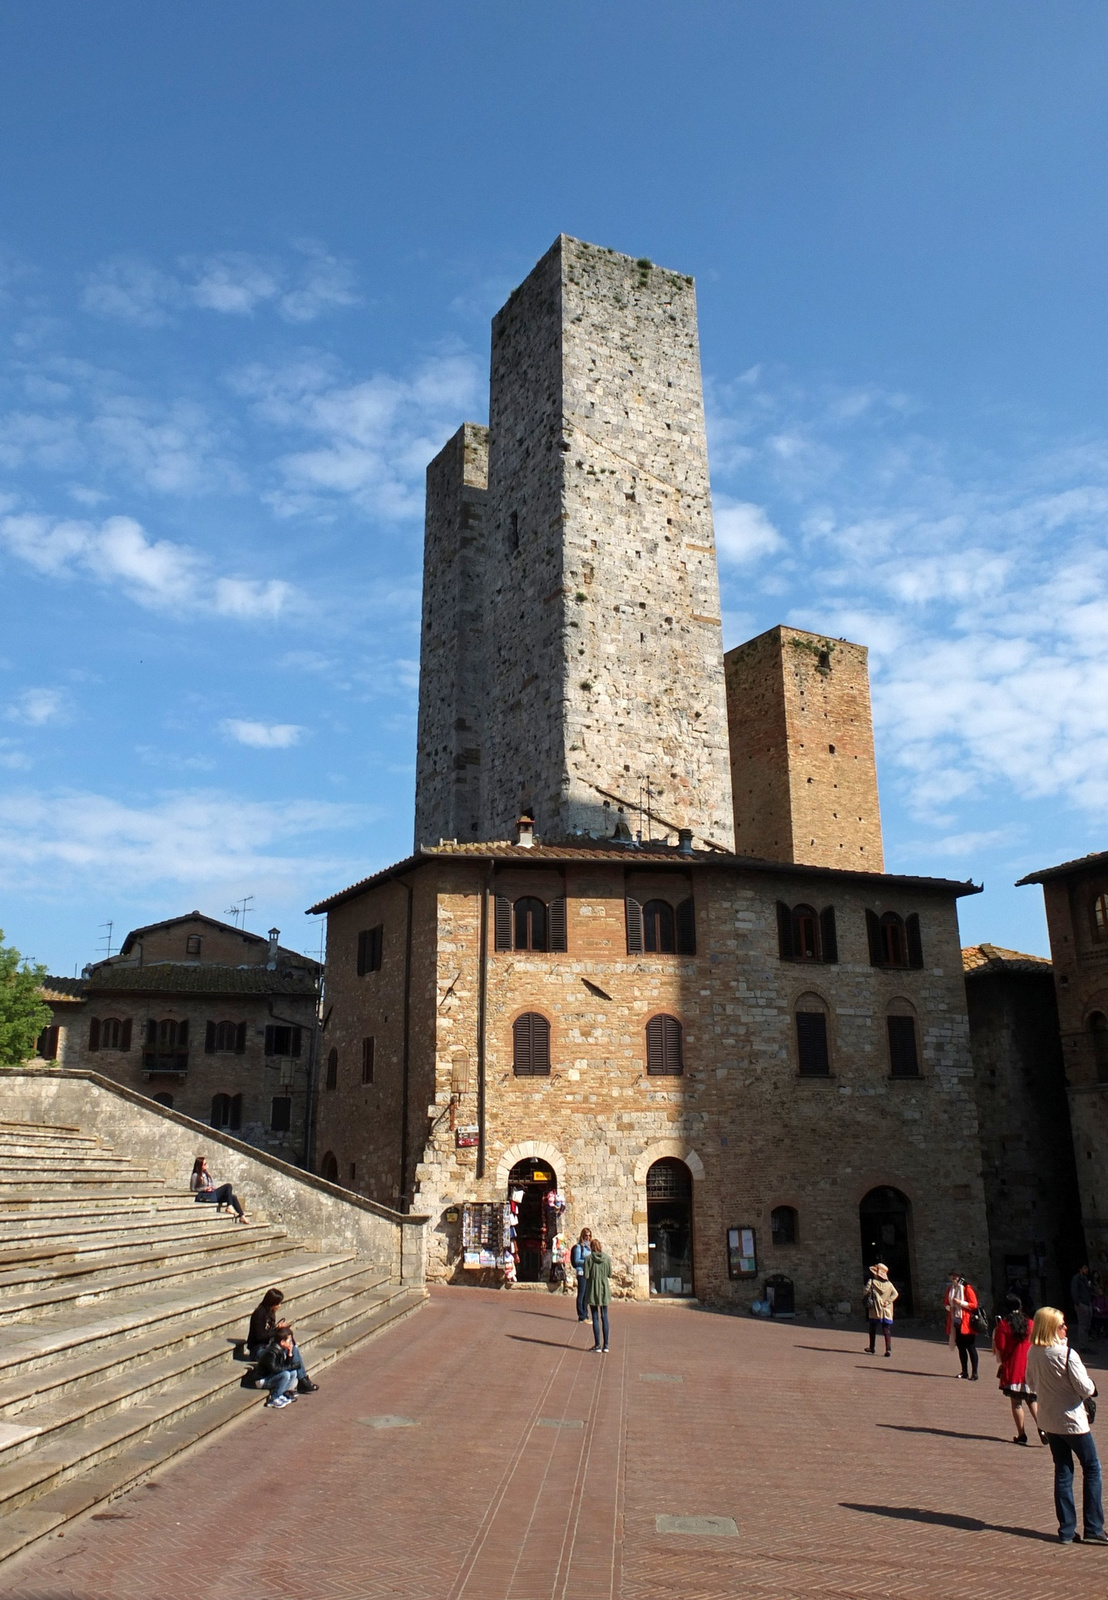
[1031,1306,1065,1346]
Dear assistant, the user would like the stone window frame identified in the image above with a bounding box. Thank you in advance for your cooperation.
[793,990,833,1079]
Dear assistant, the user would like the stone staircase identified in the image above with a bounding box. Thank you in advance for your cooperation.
[0,1118,425,1563]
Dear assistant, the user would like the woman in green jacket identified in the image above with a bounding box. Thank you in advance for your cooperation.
[584,1239,612,1352]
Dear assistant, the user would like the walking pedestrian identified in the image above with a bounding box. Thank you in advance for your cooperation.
[1071,1265,1094,1352]
[190,1155,248,1223]
[993,1293,1039,1445]
[862,1262,898,1357]
[945,1269,980,1379]
[570,1228,593,1322]
[584,1237,612,1353]
[1026,1306,1106,1545]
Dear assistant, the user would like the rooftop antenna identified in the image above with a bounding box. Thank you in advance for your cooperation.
[97,920,115,959]
[224,894,254,929]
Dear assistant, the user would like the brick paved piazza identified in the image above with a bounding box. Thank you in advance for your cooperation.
[3,1286,1106,1600]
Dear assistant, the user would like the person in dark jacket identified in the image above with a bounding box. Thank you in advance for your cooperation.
[247,1288,285,1358]
[253,1327,301,1409]
[584,1238,613,1353]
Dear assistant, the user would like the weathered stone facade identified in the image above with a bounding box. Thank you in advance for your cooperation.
[963,943,1085,1306]
[312,845,990,1315]
[1018,852,1108,1273]
[726,625,884,871]
[414,236,734,850]
[35,913,319,1167]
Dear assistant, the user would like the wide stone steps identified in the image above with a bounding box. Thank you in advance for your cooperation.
[0,1117,424,1565]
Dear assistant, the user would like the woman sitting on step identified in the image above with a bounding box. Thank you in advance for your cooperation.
[190,1155,248,1223]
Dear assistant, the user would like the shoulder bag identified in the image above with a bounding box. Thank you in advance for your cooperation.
[1066,1344,1097,1425]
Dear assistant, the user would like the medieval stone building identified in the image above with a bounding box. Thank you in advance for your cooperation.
[311,236,992,1316]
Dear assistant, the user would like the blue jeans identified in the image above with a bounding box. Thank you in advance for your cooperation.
[590,1305,609,1348]
[1047,1431,1104,1540]
[250,1345,309,1383]
[195,1184,243,1216]
[575,1275,588,1320]
[260,1369,296,1401]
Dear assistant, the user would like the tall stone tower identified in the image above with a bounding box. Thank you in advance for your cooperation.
[724,625,884,870]
[415,236,735,850]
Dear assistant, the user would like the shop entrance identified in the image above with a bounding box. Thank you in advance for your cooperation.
[859,1186,915,1316]
[647,1158,694,1297]
[508,1158,558,1283]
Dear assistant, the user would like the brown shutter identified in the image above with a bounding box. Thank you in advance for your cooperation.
[229,1093,242,1130]
[906,913,924,969]
[646,1015,663,1074]
[819,906,838,964]
[549,897,567,952]
[888,1016,920,1076]
[88,1017,100,1052]
[234,1021,247,1054]
[205,1021,216,1054]
[664,1014,683,1073]
[865,909,884,967]
[796,1012,830,1076]
[625,897,644,954]
[532,1014,550,1074]
[494,896,512,950]
[177,1019,189,1048]
[513,1013,550,1076]
[676,897,696,955]
[776,902,794,961]
[356,930,367,976]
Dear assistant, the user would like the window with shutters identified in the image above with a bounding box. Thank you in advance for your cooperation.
[97,1017,131,1051]
[142,1017,188,1073]
[326,1047,338,1090]
[645,1014,683,1076]
[36,1025,59,1060]
[206,1020,244,1054]
[643,899,675,952]
[211,1092,231,1128]
[771,1205,798,1246]
[866,910,923,969]
[356,925,383,975]
[361,1036,375,1084]
[795,1001,830,1076]
[514,896,547,951]
[1092,894,1108,943]
[776,903,838,963]
[1090,1012,1108,1083]
[887,1013,920,1078]
[264,1024,301,1057]
[792,906,819,960]
[626,894,695,954]
[495,895,567,952]
[271,1096,292,1133]
[512,1012,551,1076]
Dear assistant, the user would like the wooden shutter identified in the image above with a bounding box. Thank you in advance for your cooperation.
[234,1021,247,1054]
[819,907,838,964]
[291,1027,302,1057]
[371,926,383,971]
[676,897,696,955]
[37,1026,59,1060]
[865,909,884,967]
[796,1011,830,1076]
[177,1019,189,1048]
[205,1021,216,1054]
[513,1013,550,1076]
[888,1016,919,1076]
[646,1014,683,1075]
[356,930,367,976]
[229,1093,242,1130]
[88,1017,100,1052]
[776,902,794,961]
[549,896,567,952]
[906,913,924,969]
[494,896,512,950]
[625,897,644,954]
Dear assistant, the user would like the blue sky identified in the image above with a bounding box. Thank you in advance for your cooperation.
[2,2,1107,971]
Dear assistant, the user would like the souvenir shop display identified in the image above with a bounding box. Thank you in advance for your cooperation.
[460,1201,513,1275]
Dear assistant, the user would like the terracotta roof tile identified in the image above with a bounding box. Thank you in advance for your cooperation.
[84,964,318,997]
[40,976,88,1002]
[962,943,1052,975]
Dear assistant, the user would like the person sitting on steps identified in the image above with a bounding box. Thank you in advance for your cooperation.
[270,1321,318,1393]
[253,1325,302,1409]
[246,1288,286,1359]
[190,1155,248,1223]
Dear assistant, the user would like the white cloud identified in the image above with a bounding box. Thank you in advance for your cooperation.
[82,244,358,328]
[0,512,297,619]
[0,788,372,897]
[713,498,783,565]
[6,688,67,726]
[221,719,304,749]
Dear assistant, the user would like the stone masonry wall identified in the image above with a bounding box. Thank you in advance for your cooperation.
[726,626,884,870]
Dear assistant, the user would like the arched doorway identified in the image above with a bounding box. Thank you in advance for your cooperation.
[859,1186,914,1315]
[508,1157,558,1282]
[320,1151,339,1183]
[646,1158,694,1297]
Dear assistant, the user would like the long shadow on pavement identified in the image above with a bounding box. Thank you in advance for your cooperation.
[877,1423,1008,1445]
[842,1503,1053,1542]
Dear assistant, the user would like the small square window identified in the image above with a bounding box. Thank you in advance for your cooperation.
[186,934,202,955]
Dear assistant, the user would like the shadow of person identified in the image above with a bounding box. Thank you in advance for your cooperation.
[878,1423,1007,1445]
[841,1503,1053,1542]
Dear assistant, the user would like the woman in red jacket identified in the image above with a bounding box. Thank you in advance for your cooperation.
[945,1270,980,1380]
[993,1293,1039,1444]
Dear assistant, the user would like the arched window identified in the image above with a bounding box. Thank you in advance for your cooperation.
[494,895,567,952]
[1092,894,1108,943]
[867,911,923,969]
[142,1017,188,1072]
[514,896,547,951]
[152,1092,174,1108]
[792,906,820,961]
[512,1012,551,1076]
[320,1151,339,1183]
[795,994,830,1077]
[157,1018,186,1049]
[887,1005,920,1077]
[1091,1012,1108,1083]
[880,913,907,967]
[643,899,676,953]
[771,1205,798,1246]
[101,1017,123,1049]
[216,1021,237,1052]
[645,1014,683,1076]
[211,1092,231,1128]
[326,1047,338,1090]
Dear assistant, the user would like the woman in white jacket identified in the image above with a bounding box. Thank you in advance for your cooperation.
[1026,1306,1105,1545]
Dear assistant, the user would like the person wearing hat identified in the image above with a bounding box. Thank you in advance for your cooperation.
[863,1262,899,1357]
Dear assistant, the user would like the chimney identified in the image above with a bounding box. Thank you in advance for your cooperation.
[677,828,694,857]
[516,814,535,848]
[612,809,634,843]
[267,928,280,970]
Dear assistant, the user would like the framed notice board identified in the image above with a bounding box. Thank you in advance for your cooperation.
[727,1226,757,1280]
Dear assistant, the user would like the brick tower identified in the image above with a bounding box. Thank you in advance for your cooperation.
[724,625,884,870]
[415,236,735,849]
